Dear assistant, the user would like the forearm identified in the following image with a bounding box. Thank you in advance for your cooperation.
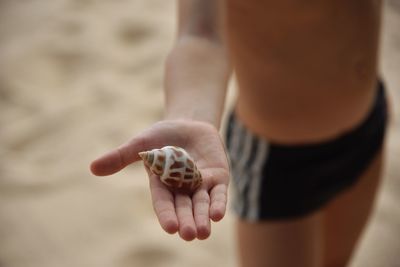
[164,36,231,128]
[163,0,231,128]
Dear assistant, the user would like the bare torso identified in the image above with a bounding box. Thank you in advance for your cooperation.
[225,0,382,143]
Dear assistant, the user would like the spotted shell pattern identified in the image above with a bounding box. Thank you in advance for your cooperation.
[139,146,202,191]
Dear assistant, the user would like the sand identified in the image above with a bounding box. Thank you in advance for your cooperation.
[0,1,399,266]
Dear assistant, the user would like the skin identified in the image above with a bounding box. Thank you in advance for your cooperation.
[227,0,382,143]
[91,0,385,265]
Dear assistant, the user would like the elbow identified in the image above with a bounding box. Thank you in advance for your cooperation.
[178,20,223,46]
[185,22,220,42]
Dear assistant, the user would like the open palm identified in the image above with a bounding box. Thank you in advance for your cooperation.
[90,120,230,241]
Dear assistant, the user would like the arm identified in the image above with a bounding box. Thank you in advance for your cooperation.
[165,0,231,127]
[91,0,231,241]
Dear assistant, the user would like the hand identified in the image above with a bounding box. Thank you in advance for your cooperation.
[90,120,230,241]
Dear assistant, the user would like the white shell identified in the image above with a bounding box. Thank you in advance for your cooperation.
[139,146,202,191]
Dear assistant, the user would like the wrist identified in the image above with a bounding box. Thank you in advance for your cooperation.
[164,107,221,128]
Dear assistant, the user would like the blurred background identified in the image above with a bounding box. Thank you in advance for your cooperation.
[0,0,399,266]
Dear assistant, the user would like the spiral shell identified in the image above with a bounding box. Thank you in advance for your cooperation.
[139,146,202,192]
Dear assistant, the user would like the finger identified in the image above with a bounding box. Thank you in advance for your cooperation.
[175,194,197,241]
[209,184,228,222]
[149,174,179,234]
[90,136,149,176]
[193,188,211,240]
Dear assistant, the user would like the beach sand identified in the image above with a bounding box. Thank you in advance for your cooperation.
[0,1,399,266]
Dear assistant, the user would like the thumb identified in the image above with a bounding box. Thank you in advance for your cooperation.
[90,135,149,176]
[90,121,185,176]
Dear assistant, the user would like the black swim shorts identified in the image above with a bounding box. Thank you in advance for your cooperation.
[225,81,388,221]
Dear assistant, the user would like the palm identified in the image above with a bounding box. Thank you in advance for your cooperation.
[90,120,230,241]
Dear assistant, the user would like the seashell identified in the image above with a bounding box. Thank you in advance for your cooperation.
[139,146,202,192]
